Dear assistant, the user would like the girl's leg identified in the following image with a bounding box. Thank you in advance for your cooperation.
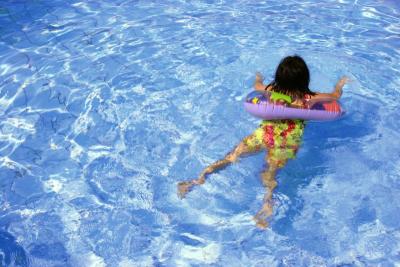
[253,155,287,228]
[178,139,259,198]
[253,120,304,228]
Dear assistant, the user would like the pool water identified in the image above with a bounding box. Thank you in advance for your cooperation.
[0,0,400,266]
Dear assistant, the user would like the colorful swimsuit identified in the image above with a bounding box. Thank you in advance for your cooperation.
[243,92,308,167]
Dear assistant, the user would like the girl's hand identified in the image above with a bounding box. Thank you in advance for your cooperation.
[334,76,350,98]
[255,72,264,83]
[336,76,350,89]
[254,72,267,91]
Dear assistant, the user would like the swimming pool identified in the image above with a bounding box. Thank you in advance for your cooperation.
[0,0,399,266]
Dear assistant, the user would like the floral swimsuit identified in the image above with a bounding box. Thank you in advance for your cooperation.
[243,92,309,167]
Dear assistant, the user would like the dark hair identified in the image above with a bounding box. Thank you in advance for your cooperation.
[269,55,315,99]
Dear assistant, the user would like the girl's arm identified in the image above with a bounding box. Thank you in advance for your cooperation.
[308,76,349,103]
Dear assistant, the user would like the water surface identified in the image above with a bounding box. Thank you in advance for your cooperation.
[0,0,400,266]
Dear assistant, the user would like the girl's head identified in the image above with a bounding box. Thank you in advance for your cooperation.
[271,55,315,98]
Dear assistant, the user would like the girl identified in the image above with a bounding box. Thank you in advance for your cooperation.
[178,55,348,228]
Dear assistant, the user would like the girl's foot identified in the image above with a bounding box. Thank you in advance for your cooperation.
[177,176,204,199]
[253,200,273,228]
[177,181,194,199]
[255,219,269,229]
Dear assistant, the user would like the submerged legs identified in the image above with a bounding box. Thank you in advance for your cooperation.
[177,140,258,199]
[178,135,290,229]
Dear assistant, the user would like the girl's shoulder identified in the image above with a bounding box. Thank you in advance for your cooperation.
[264,84,274,91]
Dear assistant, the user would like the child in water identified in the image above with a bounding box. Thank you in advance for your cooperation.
[178,55,349,228]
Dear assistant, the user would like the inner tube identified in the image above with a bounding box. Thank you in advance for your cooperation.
[244,90,344,121]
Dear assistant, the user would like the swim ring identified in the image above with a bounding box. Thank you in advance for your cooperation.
[244,90,344,121]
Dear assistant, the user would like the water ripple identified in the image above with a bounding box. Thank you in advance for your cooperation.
[0,0,399,265]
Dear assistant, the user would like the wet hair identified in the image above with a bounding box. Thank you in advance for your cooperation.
[268,55,315,99]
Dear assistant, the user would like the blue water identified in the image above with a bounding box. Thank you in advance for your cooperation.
[0,0,400,266]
